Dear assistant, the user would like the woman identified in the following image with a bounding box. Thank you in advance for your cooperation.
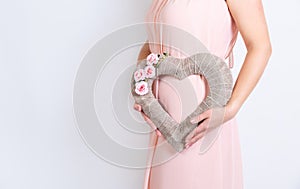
[134,0,272,188]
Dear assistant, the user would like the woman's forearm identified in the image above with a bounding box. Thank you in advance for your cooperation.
[227,44,272,117]
[225,0,272,119]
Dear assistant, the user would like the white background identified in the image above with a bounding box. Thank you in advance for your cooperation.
[1,0,300,188]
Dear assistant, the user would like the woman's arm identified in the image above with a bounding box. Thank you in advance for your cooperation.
[225,0,272,119]
[186,0,272,148]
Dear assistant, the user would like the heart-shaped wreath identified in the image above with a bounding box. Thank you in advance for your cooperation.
[131,52,233,152]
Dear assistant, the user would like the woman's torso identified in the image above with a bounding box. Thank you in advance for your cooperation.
[144,0,238,60]
[142,3,243,188]
[144,0,238,122]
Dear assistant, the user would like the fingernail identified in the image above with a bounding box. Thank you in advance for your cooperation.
[190,118,196,124]
[156,131,161,136]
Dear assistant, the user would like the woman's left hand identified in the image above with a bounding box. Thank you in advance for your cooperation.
[184,104,236,149]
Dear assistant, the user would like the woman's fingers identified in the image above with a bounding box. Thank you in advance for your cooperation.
[190,109,211,124]
[196,121,208,133]
[185,120,208,148]
[186,132,205,148]
[155,129,162,137]
[185,130,196,148]
[133,103,142,112]
[141,111,151,122]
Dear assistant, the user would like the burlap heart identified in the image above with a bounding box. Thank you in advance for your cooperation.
[131,52,233,152]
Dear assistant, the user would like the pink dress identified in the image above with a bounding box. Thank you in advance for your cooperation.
[142,0,243,188]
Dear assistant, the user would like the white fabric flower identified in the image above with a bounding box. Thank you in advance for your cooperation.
[144,65,156,78]
[146,53,159,65]
[134,68,145,82]
[135,81,149,95]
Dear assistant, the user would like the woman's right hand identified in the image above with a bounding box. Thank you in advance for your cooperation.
[133,103,162,137]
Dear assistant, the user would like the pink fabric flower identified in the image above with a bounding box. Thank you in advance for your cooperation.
[134,68,145,82]
[144,65,156,78]
[135,81,149,95]
[146,53,159,65]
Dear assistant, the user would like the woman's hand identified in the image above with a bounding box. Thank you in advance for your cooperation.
[133,103,162,137]
[184,103,237,149]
